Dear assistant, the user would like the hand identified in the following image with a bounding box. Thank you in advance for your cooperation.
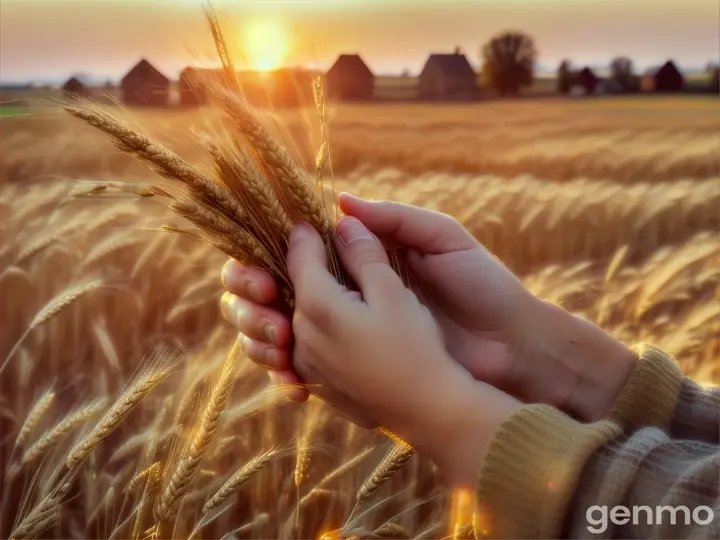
[221,194,637,421]
[227,218,523,486]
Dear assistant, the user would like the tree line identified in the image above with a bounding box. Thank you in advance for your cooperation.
[479,31,719,95]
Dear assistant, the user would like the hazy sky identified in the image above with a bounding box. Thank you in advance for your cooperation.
[1,0,718,82]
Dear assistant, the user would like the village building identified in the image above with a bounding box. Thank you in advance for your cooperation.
[575,67,600,94]
[418,48,476,100]
[641,60,684,92]
[324,54,374,100]
[120,59,170,106]
[62,76,89,98]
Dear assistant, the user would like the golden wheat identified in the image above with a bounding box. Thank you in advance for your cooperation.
[0,13,718,540]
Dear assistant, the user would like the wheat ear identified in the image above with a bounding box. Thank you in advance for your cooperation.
[10,476,75,540]
[132,462,162,540]
[66,360,173,467]
[64,106,248,224]
[1,279,104,375]
[14,390,56,450]
[201,449,276,515]
[357,441,415,503]
[21,398,108,466]
[157,340,240,520]
[214,90,331,234]
[374,523,410,539]
[300,446,374,508]
[204,139,293,238]
[109,432,149,464]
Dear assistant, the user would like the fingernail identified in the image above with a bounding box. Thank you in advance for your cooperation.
[246,281,261,301]
[222,293,246,328]
[220,291,233,321]
[336,217,372,246]
[221,259,232,288]
[264,348,278,367]
[263,324,277,345]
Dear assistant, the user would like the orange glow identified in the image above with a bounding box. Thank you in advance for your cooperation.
[241,20,289,71]
[450,488,477,536]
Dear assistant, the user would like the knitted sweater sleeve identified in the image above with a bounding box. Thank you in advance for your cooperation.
[474,345,720,539]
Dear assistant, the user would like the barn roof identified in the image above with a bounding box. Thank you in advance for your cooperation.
[421,52,476,78]
[121,59,170,86]
[62,76,86,90]
[644,60,682,77]
[327,54,374,77]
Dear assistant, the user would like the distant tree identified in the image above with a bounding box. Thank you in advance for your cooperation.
[609,56,638,92]
[557,60,573,94]
[480,31,537,95]
[709,64,719,94]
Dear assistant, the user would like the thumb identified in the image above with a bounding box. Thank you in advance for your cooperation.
[287,222,344,307]
[338,193,476,254]
[333,216,403,306]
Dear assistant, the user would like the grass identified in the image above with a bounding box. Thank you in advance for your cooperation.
[0,24,718,540]
[0,106,29,118]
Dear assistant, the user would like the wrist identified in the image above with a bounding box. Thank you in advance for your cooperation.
[413,368,523,489]
[527,298,638,422]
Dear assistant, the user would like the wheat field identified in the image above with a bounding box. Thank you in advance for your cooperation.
[1,95,719,539]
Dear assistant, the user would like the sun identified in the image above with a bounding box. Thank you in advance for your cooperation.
[242,20,289,71]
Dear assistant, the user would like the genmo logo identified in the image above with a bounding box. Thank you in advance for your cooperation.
[585,505,715,534]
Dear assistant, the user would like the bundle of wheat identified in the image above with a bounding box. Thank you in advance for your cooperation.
[55,5,420,539]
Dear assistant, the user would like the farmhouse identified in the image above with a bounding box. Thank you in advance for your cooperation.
[121,59,170,106]
[641,61,684,92]
[324,54,374,100]
[418,48,476,100]
[574,67,599,95]
[62,77,88,98]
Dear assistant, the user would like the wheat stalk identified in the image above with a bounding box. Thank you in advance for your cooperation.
[156,341,240,521]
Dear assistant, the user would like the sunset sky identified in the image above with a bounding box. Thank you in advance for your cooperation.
[1,0,718,83]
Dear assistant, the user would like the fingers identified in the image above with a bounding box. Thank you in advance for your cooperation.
[221,293,292,348]
[241,336,293,371]
[222,259,277,304]
[267,368,309,403]
[338,193,476,254]
[287,222,347,317]
[333,216,404,306]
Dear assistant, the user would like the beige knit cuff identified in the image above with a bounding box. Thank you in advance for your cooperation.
[474,405,622,539]
[605,343,683,433]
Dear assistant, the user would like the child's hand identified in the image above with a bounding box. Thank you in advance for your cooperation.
[223,217,522,484]
[222,193,636,425]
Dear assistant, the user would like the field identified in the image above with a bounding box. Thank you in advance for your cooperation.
[1,96,719,539]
